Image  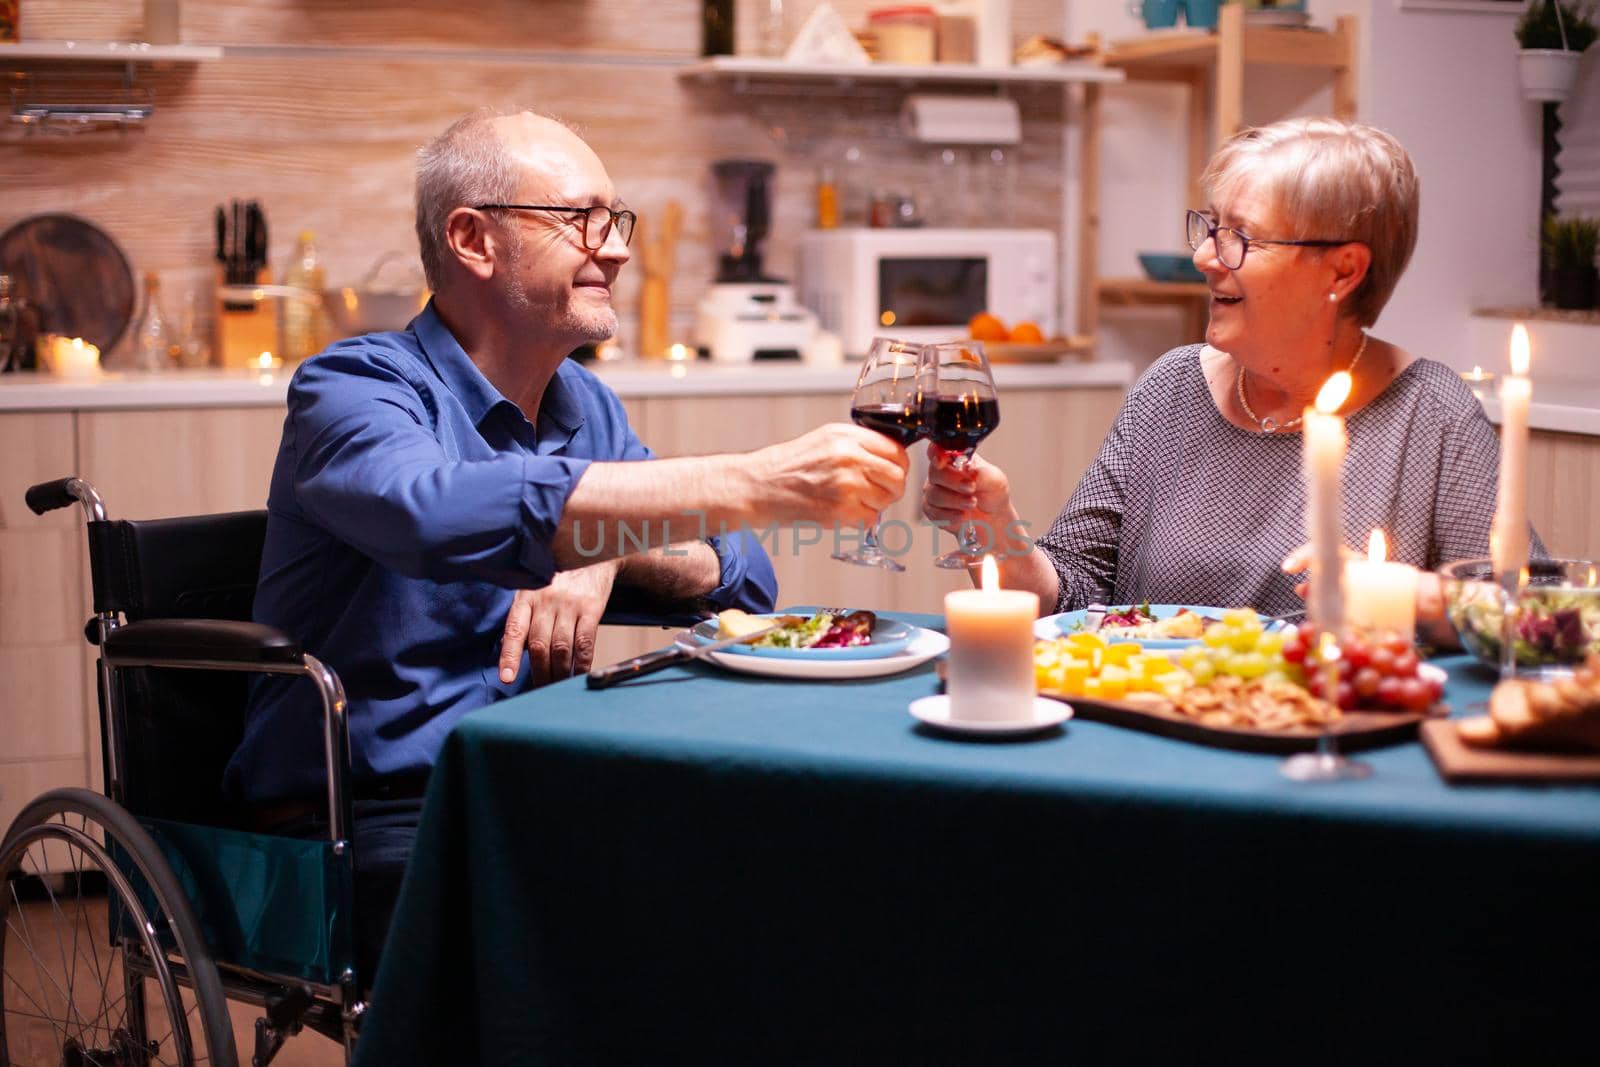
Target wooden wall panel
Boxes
[5,2,1068,362]
[1528,429,1600,561]
[19,2,1063,59]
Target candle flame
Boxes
[257,351,274,368]
[980,554,998,592]
[1510,323,1530,376]
[1314,371,1352,414]
[1367,528,1387,563]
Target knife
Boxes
[586,621,782,689]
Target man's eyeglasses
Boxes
[1185,209,1349,270]
[474,204,637,250]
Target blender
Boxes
[694,159,818,362]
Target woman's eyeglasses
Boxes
[1185,209,1349,270]
[474,204,637,250]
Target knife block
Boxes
[215,267,280,368]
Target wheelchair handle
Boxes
[26,477,106,521]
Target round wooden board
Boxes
[0,213,136,357]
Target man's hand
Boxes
[743,423,910,528]
[499,560,621,687]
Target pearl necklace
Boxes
[1236,332,1369,434]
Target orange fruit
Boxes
[968,312,1009,342]
[1009,321,1045,343]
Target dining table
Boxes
[351,610,1600,1066]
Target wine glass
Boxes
[834,337,929,572]
[924,340,1001,569]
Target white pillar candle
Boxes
[48,336,101,379]
[1303,372,1351,637]
[1491,324,1531,579]
[944,555,1039,722]
[1344,529,1417,642]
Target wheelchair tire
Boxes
[0,787,239,1067]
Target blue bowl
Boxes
[1138,252,1205,284]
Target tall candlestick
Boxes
[944,555,1039,722]
[1303,372,1351,637]
[1491,324,1531,578]
[1344,529,1417,642]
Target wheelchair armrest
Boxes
[102,618,303,667]
[600,587,714,630]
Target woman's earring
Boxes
[1328,292,1338,303]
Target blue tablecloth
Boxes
[354,613,1600,1066]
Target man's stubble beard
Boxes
[502,229,619,346]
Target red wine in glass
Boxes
[926,396,1000,453]
[851,402,931,448]
[925,340,1000,569]
[834,337,930,571]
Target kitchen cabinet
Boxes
[0,413,87,851]
[1077,6,1359,338]
[1528,429,1600,560]
[593,384,1124,662]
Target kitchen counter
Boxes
[0,359,1136,411]
[1477,377,1600,438]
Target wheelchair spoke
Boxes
[7,867,78,1047]
[27,835,98,1051]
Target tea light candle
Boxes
[1344,529,1417,641]
[48,336,102,379]
[944,555,1039,722]
[1491,324,1531,579]
[1303,372,1351,637]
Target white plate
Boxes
[909,694,1072,736]
[1033,604,1254,650]
[680,626,950,680]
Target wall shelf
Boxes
[1078,7,1358,340]
[1,40,220,131]
[679,55,1124,90]
[0,41,223,63]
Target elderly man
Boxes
[225,108,907,979]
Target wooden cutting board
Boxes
[0,214,136,356]
[1420,720,1600,784]
[1041,688,1432,755]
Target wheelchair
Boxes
[2,477,363,1067]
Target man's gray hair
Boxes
[414,108,535,292]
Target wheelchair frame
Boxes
[1,477,364,1066]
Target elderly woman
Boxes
[924,118,1527,643]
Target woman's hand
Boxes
[1280,544,1459,649]
[499,560,622,687]
[921,445,1027,557]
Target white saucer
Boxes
[908,695,1072,736]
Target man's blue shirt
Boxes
[225,303,777,803]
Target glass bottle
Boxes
[816,165,839,230]
[131,271,175,371]
[757,0,785,56]
[281,230,329,363]
[702,0,734,56]
[0,273,20,372]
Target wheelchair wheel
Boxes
[0,788,238,1067]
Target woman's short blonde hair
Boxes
[1200,118,1420,328]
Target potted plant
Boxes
[1516,0,1598,102]
[1542,215,1599,309]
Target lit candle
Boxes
[1491,324,1531,579]
[47,336,102,379]
[1303,372,1351,637]
[944,555,1039,722]
[1343,529,1417,642]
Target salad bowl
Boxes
[1439,558,1600,677]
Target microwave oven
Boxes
[795,228,1058,357]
